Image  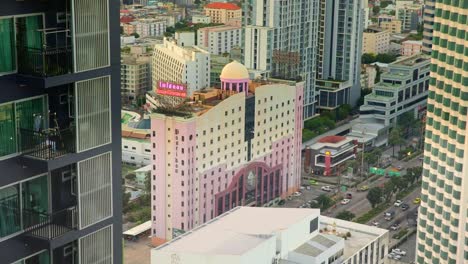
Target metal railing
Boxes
[19,128,75,160]
[23,206,78,240]
[17,45,72,77]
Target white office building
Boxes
[152,207,390,264]
[197,25,242,55]
[152,38,210,96]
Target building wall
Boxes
[422,0,435,54]
[197,26,242,55]
[135,20,166,37]
[121,57,152,104]
[152,39,210,95]
[401,41,423,56]
[416,1,468,263]
[380,19,402,34]
[122,138,151,165]
[151,83,303,243]
[123,23,136,35]
[204,7,241,24]
[362,30,390,54]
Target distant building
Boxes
[396,3,422,32]
[401,40,423,56]
[135,19,167,37]
[121,46,153,105]
[210,55,231,88]
[150,61,304,244]
[174,31,196,47]
[123,22,137,35]
[380,19,402,34]
[204,2,241,24]
[192,14,211,24]
[363,27,391,54]
[304,136,357,176]
[152,207,390,264]
[197,25,242,55]
[361,65,378,90]
[359,54,430,127]
[122,111,152,166]
[152,38,210,96]
[134,164,152,188]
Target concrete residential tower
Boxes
[243,0,319,119]
[0,0,121,263]
[416,1,468,263]
[315,0,364,111]
[150,62,304,244]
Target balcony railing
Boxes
[17,45,73,77]
[19,128,75,160]
[23,206,78,240]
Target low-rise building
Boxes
[151,207,390,264]
[204,2,241,24]
[135,19,167,38]
[360,65,378,90]
[197,25,242,55]
[363,27,391,54]
[122,111,152,166]
[150,61,304,245]
[380,19,402,34]
[304,136,357,176]
[192,14,211,24]
[401,40,423,56]
[359,54,430,127]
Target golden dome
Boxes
[220,61,249,80]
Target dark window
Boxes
[309,217,318,233]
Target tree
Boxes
[130,32,140,38]
[375,66,381,84]
[367,187,383,208]
[316,194,333,210]
[336,210,356,221]
[376,53,397,63]
[382,181,395,201]
[194,0,201,5]
[373,6,381,15]
[388,126,404,157]
[362,53,377,64]
[380,1,392,8]
[125,173,136,182]
[397,111,416,137]
[391,176,407,192]
[123,187,131,213]
[413,167,423,182]
[357,88,372,107]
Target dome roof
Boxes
[220,61,249,80]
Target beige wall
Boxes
[204,8,241,24]
[381,20,402,34]
[362,30,390,54]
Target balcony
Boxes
[19,128,76,160]
[17,29,73,78]
[23,206,78,240]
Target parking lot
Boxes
[278,183,333,208]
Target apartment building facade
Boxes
[0,0,121,263]
[416,1,468,263]
[243,0,319,119]
[197,25,242,55]
[362,27,391,54]
[204,2,241,24]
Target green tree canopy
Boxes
[367,187,383,208]
[336,210,356,221]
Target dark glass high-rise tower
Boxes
[0,0,122,263]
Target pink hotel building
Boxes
[150,61,304,245]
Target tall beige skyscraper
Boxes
[416,1,468,264]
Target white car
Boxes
[321,186,332,192]
[387,253,395,259]
[292,192,302,197]
[372,221,379,227]
[341,199,350,205]
[392,249,407,256]
[300,186,305,190]
[394,200,403,207]
[393,254,402,260]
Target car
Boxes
[372,221,379,227]
[401,203,410,210]
[306,186,311,190]
[387,253,396,259]
[321,186,332,192]
[309,179,318,185]
[300,186,305,190]
[345,193,353,199]
[394,200,403,207]
[341,199,351,205]
[413,197,421,204]
[395,165,403,170]
[390,223,401,231]
[384,211,395,221]
[392,249,407,256]
[418,157,424,160]
[292,192,302,197]
[393,254,402,260]
[358,185,369,192]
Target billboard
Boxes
[157,81,187,98]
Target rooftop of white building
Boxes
[155,207,318,255]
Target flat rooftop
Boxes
[320,216,387,260]
[154,207,320,255]
[294,234,341,257]
[392,54,430,67]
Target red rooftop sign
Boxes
[157,81,187,98]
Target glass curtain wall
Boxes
[0,175,48,239]
[0,17,16,74]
